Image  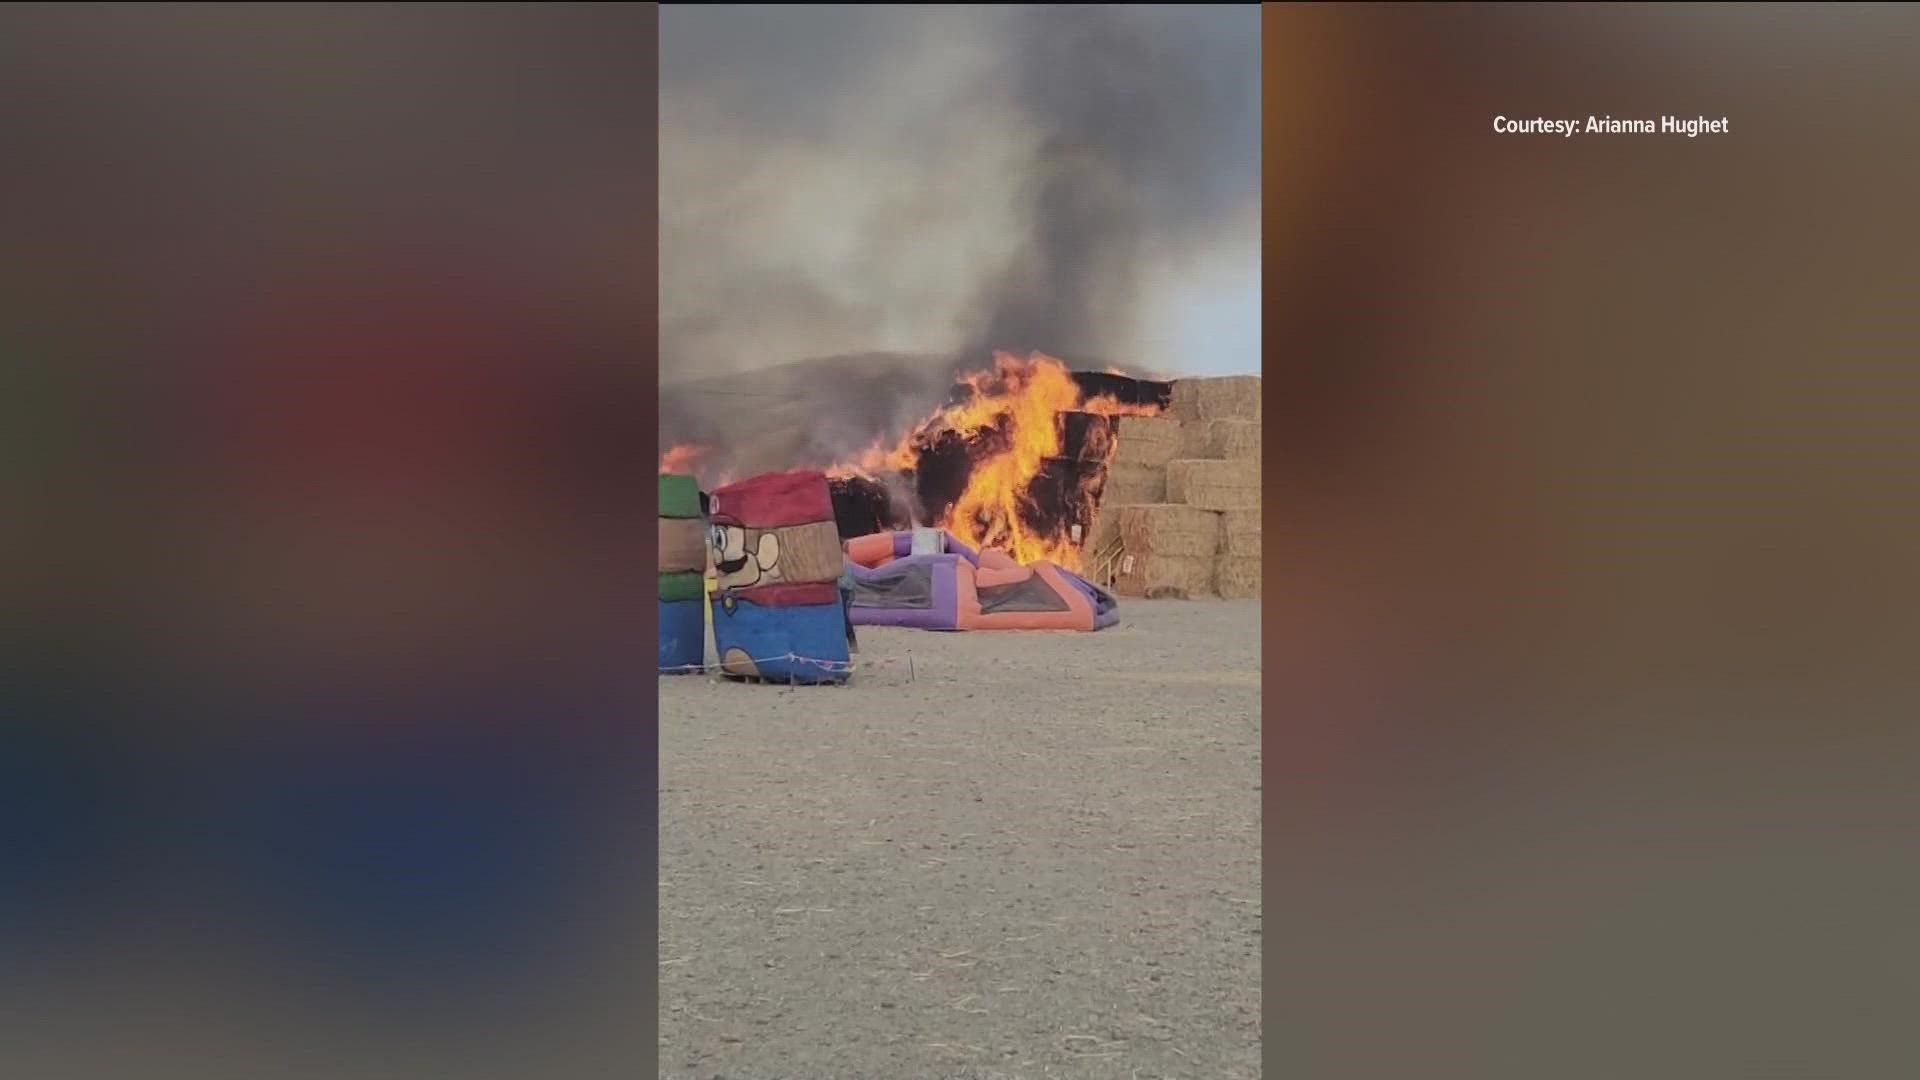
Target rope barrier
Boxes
[659,652,916,682]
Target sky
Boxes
[659,5,1261,379]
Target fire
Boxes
[660,352,1165,571]
[840,351,1162,569]
[659,443,703,475]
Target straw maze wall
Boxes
[1089,375,1262,599]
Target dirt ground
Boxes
[659,599,1262,1080]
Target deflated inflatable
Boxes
[844,529,1119,631]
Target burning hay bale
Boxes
[828,474,907,539]
[1167,458,1262,511]
[1058,411,1118,463]
[1169,375,1263,422]
[1071,371,1173,410]
[670,354,1265,605]
[814,353,1165,570]
[658,473,706,673]
[1116,504,1223,560]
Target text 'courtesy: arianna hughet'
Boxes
[1493,114,1730,137]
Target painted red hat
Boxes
[707,469,835,529]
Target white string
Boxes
[658,651,891,678]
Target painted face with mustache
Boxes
[709,523,784,590]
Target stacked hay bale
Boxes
[1108,503,1219,598]
[1103,414,1181,503]
[1093,375,1262,599]
[1212,509,1263,600]
[705,469,851,684]
[658,473,707,672]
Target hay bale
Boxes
[1174,418,1265,460]
[658,516,707,573]
[1205,419,1262,460]
[1084,512,1119,561]
[1218,509,1263,557]
[1169,376,1262,422]
[1108,415,1184,469]
[1214,555,1262,599]
[714,520,844,590]
[1099,463,1167,505]
[1058,411,1116,462]
[1177,421,1215,459]
[1167,459,1261,511]
[1111,551,1214,599]
[658,473,702,518]
[1116,504,1221,559]
[768,520,845,585]
[659,570,705,603]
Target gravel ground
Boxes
[660,600,1262,1080]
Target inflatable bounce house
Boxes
[658,472,706,672]
[706,469,851,684]
[845,528,1119,631]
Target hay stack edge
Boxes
[1088,375,1263,600]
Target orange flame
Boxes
[839,351,1161,569]
[665,353,1164,570]
[659,443,703,475]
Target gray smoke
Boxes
[660,351,963,483]
[968,7,1259,358]
[659,5,1258,474]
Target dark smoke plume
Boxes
[659,5,1258,475]
[969,7,1257,359]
